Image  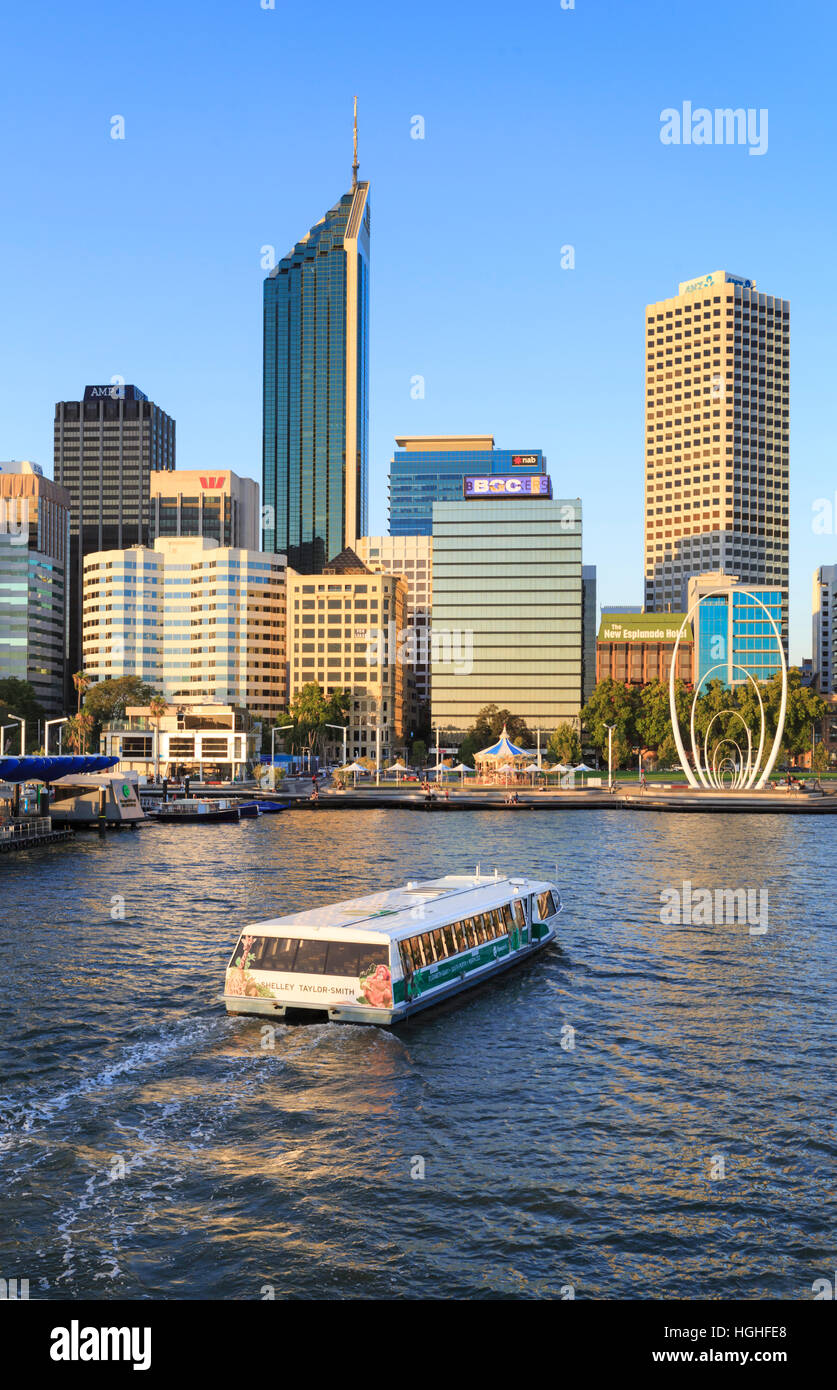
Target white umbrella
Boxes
[451,761,471,785]
[523,762,539,772]
[387,759,408,784]
[340,761,365,787]
[573,761,593,786]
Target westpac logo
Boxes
[199,475,226,489]
[660,102,768,156]
[50,1320,151,1371]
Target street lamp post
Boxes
[325,722,348,769]
[272,722,294,787]
[9,715,26,756]
[45,717,69,754]
[1,724,20,756]
[605,723,616,792]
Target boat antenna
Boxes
[351,95,359,190]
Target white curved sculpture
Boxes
[668,589,787,792]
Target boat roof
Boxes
[242,874,557,943]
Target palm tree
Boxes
[72,670,91,715]
[64,712,94,755]
[149,695,168,782]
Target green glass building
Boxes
[263,180,370,572]
[430,497,583,734]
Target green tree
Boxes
[547,723,581,765]
[411,739,428,767]
[469,703,530,747]
[812,741,829,775]
[581,679,639,757]
[290,683,350,759]
[83,676,159,744]
[0,677,43,725]
[64,712,94,755]
[72,670,91,715]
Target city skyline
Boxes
[2,0,836,662]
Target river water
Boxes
[0,808,834,1300]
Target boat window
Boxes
[228,935,388,975]
[432,928,447,959]
[512,898,526,928]
[464,917,480,949]
[492,908,505,935]
[536,891,558,922]
[443,924,457,956]
[452,921,468,953]
[478,913,493,943]
[293,939,329,974]
[324,941,361,976]
[358,947,390,976]
[502,903,515,932]
[410,935,428,967]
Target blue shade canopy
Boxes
[0,755,118,784]
[476,725,529,759]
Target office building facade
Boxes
[285,549,406,763]
[688,572,783,689]
[643,272,789,638]
[812,565,836,695]
[150,469,259,550]
[263,181,370,572]
[54,384,175,678]
[356,534,431,732]
[430,495,583,733]
[581,565,597,703]
[389,436,546,536]
[82,537,286,716]
[0,460,71,713]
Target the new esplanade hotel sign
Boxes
[598,616,693,643]
[464,475,553,498]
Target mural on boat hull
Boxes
[224,937,393,1009]
[225,935,275,999]
[357,964,392,1008]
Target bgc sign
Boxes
[464,475,552,499]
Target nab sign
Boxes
[464,475,552,499]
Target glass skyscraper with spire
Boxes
[263,179,370,573]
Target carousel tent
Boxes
[474,725,531,771]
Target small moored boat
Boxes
[145,798,240,823]
[221,872,562,1025]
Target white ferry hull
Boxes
[221,922,558,1027]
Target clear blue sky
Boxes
[2,0,835,661]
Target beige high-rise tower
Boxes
[643,271,789,632]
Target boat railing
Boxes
[0,816,53,843]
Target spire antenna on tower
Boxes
[352,95,359,190]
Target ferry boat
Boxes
[221,872,562,1025]
[144,797,241,824]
